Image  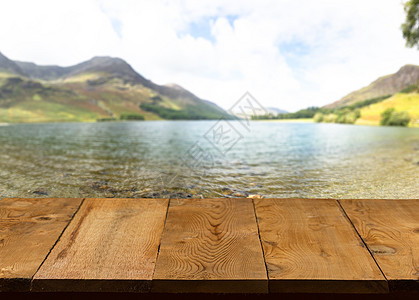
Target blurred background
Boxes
[0,0,418,199]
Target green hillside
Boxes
[356,92,419,127]
[315,65,419,127]
[0,52,231,123]
[325,65,419,109]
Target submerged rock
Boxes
[90,180,108,189]
[169,192,193,199]
[32,188,49,196]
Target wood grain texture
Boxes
[32,198,169,292]
[340,199,419,291]
[152,198,268,293]
[0,198,82,292]
[254,198,388,294]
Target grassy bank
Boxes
[356,92,419,127]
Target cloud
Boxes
[0,0,120,65]
[0,0,418,111]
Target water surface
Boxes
[0,121,418,199]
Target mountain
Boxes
[15,61,70,81]
[0,52,26,76]
[325,64,419,109]
[319,64,419,127]
[0,53,231,123]
[266,107,288,114]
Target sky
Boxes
[0,0,418,112]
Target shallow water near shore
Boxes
[0,121,418,199]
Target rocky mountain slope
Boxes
[325,64,419,109]
[0,51,230,123]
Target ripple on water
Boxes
[0,122,418,199]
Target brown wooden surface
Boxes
[1,197,418,294]
[340,199,419,291]
[152,198,268,293]
[0,198,82,292]
[32,198,169,292]
[254,198,388,293]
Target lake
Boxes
[0,121,418,199]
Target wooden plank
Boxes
[0,198,82,292]
[340,199,419,292]
[152,198,268,293]
[32,198,169,292]
[254,198,388,294]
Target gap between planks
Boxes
[0,198,84,292]
[1,198,417,294]
[336,199,388,281]
[30,198,87,287]
[151,198,268,293]
[253,198,388,294]
[32,198,169,292]
[339,199,419,292]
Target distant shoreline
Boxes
[1,118,418,127]
[0,119,232,125]
[253,118,419,127]
[252,118,314,123]
[0,119,316,125]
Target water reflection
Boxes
[0,121,418,199]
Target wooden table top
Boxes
[0,198,417,294]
